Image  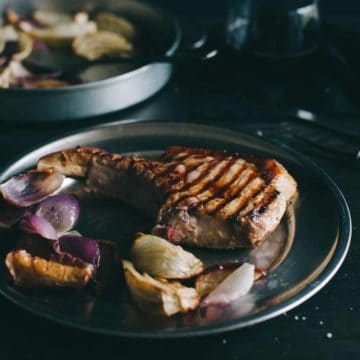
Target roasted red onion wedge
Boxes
[0,199,31,228]
[0,170,64,207]
[18,215,57,240]
[17,234,92,269]
[201,263,255,307]
[58,235,100,267]
[35,194,80,233]
[196,263,266,297]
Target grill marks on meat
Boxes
[157,147,297,247]
[37,146,297,248]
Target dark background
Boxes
[0,1,359,359]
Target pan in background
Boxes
[0,0,181,122]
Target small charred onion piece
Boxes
[94,12,137,41]
[201,263,255,307]
[196,263,266,297]
[73,31,133,61]
[123,260,199,316]
[5,250,94,288]
[0,170,64,207]
[28,21,97,47]
[131,233,203,279]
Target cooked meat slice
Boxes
[36,146,297,248]
[5,250,94,288]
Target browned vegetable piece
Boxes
[131,233,203,279]
[94,12,137,41]
[5,250,94,288]
[37,146,105,177]
[73,31,133,61]
[196,264,266,297]
[123,260,199,316]
[28,22,97,48]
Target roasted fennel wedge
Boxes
[123,260,199,316]
[131,233,204,279]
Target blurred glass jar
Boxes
[226,0,321,58]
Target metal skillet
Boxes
[0,0,185,122]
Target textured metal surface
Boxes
[0,122,351,337]
[0,1,180,122]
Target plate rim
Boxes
[0,121,352,338]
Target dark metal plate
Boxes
[0,122,352,337]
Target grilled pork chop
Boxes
[38,146,297,248]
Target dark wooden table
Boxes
[0,2,359,359]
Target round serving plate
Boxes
[0,0,181,122]
[0,122,351,337]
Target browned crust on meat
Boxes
[5,250,94,288]
[92,151,185,194]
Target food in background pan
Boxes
[0,8,137,88]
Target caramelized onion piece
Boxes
[19,215,57,240]
[58,235,100,267]
[0,170,64,207]
[131,233,203,279]
[73,31,133,61]
[35,194,80,233]
[95,12,137,41]
[28,21,97,47]
[201,263,255,307]
[123,260,200,316]
[196,263,266,297]
[6,250,94,288]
